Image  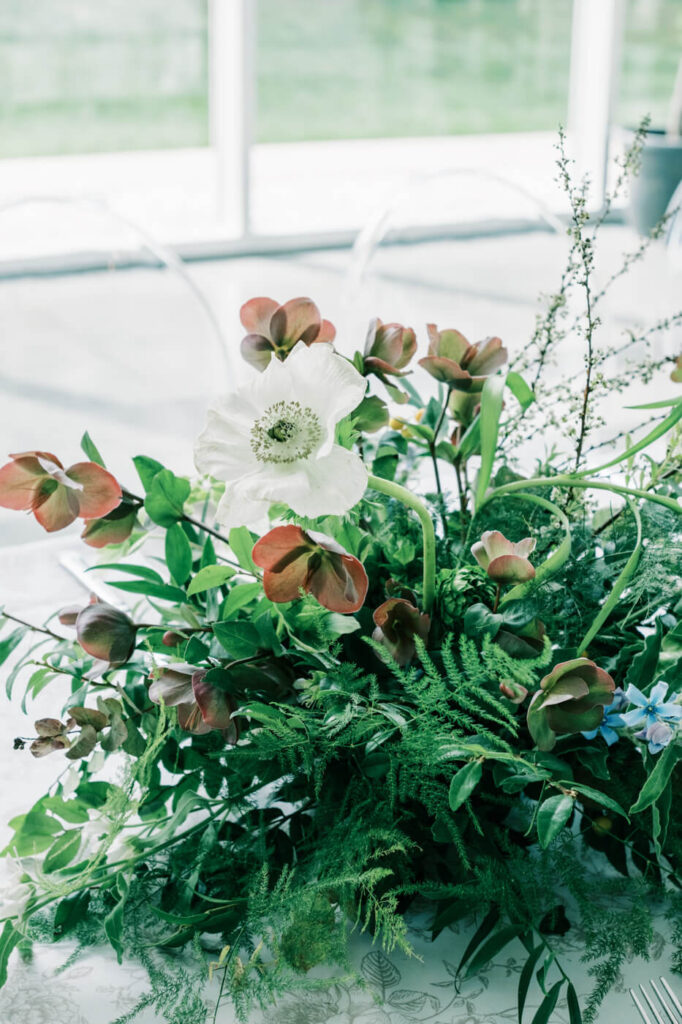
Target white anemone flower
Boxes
[194,341,368,528]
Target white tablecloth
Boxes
[0,535,675,1023]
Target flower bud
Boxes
[162,630,185,647]
[499,680,528,704]
[58,605,82,627]
[76,602,137,666]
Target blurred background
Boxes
[0,0,680,542]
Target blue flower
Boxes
[621,680,682,730]
[582,687,627,745]
[635,720,674,755]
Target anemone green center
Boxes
[251,400,322,464]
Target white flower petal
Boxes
[214,480,272,532]
[295,445,368,518]
[284,342,367,455]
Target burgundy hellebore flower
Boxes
[527,658,615,751]
[0,451,121,533]
[372,598,430,666]
[252,525,368,614]
[471,530,536,585]
[80,498,138,548]
[363,318,417,380]
[419,325,507,391]
[240,296,336,371]
[148,664,238,743]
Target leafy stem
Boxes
[367,474,436,614]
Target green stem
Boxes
[482,474,682,516]
[368,474,436,614]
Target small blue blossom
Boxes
[582,687,627,745]
[621,680,682,729]
[635,720,674,755]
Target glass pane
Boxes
[256,0,573,142]
[617,0,681,129]
[0,1,208,157]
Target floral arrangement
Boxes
[1,132,682,1024]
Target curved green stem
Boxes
[368,474,436,614]
[482,474,682,515]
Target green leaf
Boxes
[566,782,629,820]
[144,470,190,527]
[630,742,682,814]
[566,982,582,1024]
[43,829,81,873]
[352,394,389,433]
[220,582,262,618]
[518,944,545,1024]
[466,925,523,976]
[88,563,164,584]
[228,526,258,573]
[213,621,261,659]
[536,794,574,849]
[80,431,105,467]
[457,906,500,975]
[104,872,130,963]
[583,401,682,476]
[506,371,535,412]
[187,565,236,597]
[41,797,90,824]
[53,891,91,937]
[624,619,663,692]
[0,921,20,987]
[0,627,27,675]
[448,760,483,812]
[107,580,187,603]
[475,371,506,511]
[165,523,193,585]
[452,413,481,461]
[578,500,642,653]
[530,979,564,1024]
[133,454,164,492]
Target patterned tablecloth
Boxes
[0,537,675,1024]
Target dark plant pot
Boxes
[627,128,682,236]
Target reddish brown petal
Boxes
[0,456,48,510]
[465,336,508,376]
[30,735,70,758]
[418,355,474,386]
[65,462,122,519]
[192,671,235,732]
[148,665,195,707]
[240,296,279,337]
[81,507,137,548]
[309,553,368,613]
[270,298,321,346]
[241,333,275,371]
[35,717,66,738]
[316,318,336,343]
[262,562,308,603]
[486,554,535,584]
[177,701,212,734]
[10,450,63,469]
[252,525,312,571]
[33,483,80,532]
[76,603,137,664]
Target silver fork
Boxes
[631,978,682,1024]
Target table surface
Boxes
[0,539,676,1024]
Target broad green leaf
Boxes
[43,829,81,873]
[475,371,506,511]
[630,742,682,814]
[457,906,500,975]
[624,619,663,692]
[448,760,483,812]
[0,921,20,987]
[582,401,682,476]
[107,580,187,603]
[53,891,90,937]
[536,794,574,849]
[228,526,258,573]
[352,394,389,433]
[518,944,545,1024]
[104,872,130,963]
[42,797,90,824]
[213,621,261,659]
[579,500,642,652]
[144,470,190,527]
[80,431,105,467]
[507,371,535,411]
[187,564,236,596]
[133,454,164,492]
[466,925,523,976]
[566,782,629,820]
[567,982,583,1024]
[530,980,564,1024]
[89,563,163,584]
[165,523,193,585]
[220,582,262,618]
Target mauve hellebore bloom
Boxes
[148,664,238,743]
[471,530,536,585]
[252,525,368,613]
[362,318,417,389]
[418,325,507,390]
[240,296,336,371]
[0,451,121,533]
[527,658,615,752]
[75,603,138,668]
[373,598,430,666]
